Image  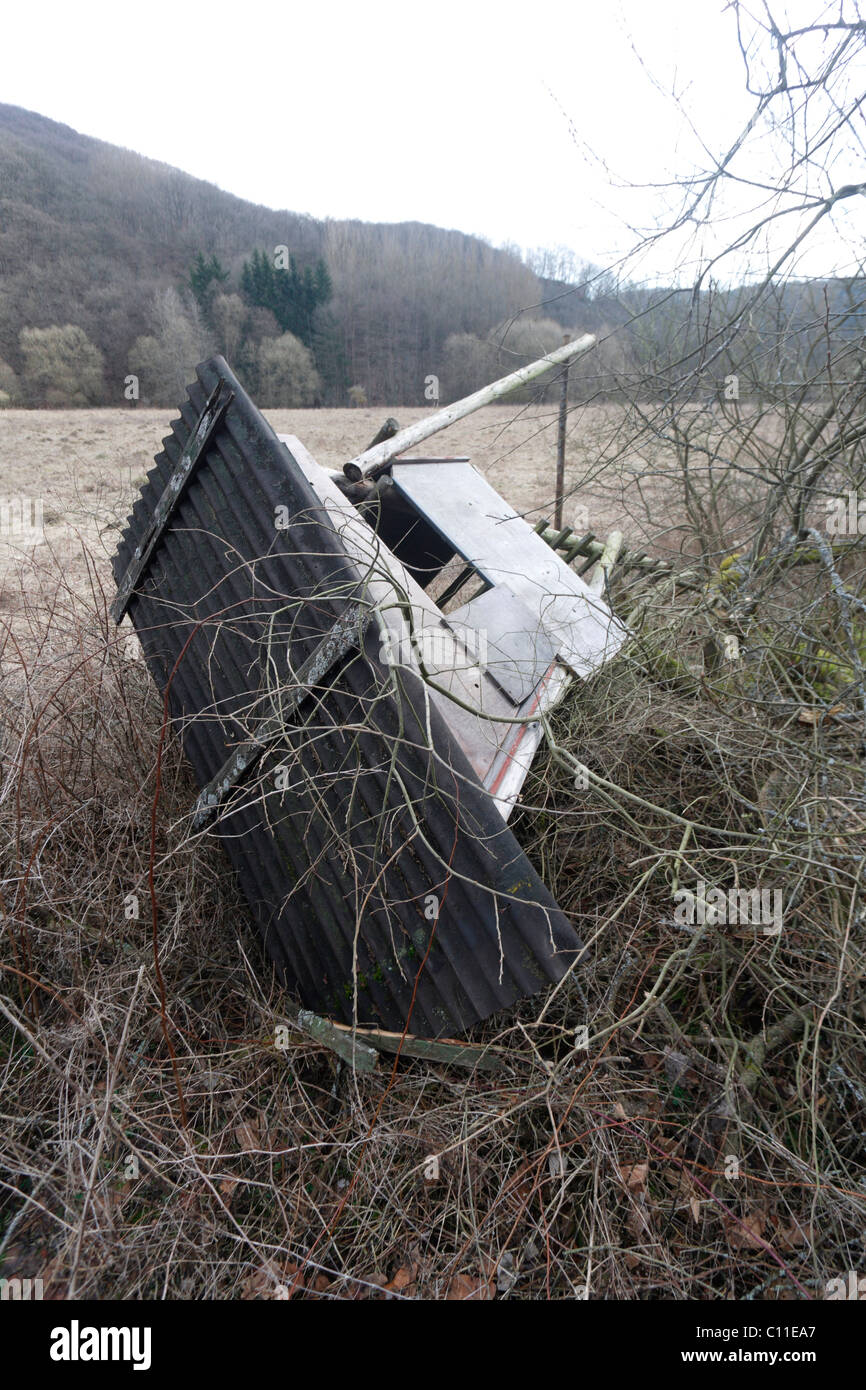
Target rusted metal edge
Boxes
[110,379,234,622]
[192,600,372,828]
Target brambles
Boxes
[0,472,863,1297]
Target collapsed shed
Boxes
[111,346,625,1044]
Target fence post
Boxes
[554,333,571,531]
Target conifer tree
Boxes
[189,253,229,312]
[239,249,332,346]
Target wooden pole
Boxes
[343,333,595,481]
[587,529,624,595]
[362,416,400,452]
[554,333,571,530]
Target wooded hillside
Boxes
[0,103,862,410]
[0,104,584,406]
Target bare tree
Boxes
[128,288,212,404]
[19,324,105,405]
[256,332,320,407]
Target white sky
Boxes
[2,0,863,282]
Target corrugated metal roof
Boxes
[112,356,582,1038]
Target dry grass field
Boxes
[0,401,863,1303]
[0,403,656,612]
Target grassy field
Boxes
[0,402,657,612]
[0,402,863,1302]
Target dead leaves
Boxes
[797,703,845,725]
[383,1261,419,1297]
[724,1210,813,1254]
[239,1256,497,1301]
[775,1219,813,1252]
[619,1160,649,1192]
[234,1114,265,1153]
[444,1272,495,1300]
[725,1210,767,1250]
[218,1176,240,1204]
[241,1266,287,1300]
[240,1262,330,1300]
[384,1256,494,1300]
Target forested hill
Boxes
[0,103,603,407]
[2,103,851,412]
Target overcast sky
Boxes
[3,0,862,282]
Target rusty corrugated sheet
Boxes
[112,356,582,1038]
